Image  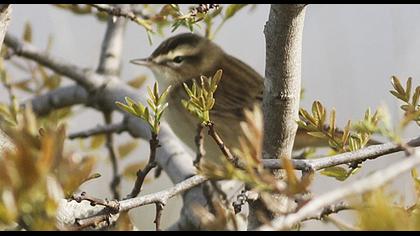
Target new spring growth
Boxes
[116,82,170,135]
[181,69,222,124]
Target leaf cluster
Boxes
[182,69,222,124]
[390,76,420,127]
[115,82,170,135]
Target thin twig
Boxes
[89,4,152,32]
[301,202,352,221]
[206,122,242,169]
[154,202,164,231]
[257,150,420,230]
[126,133,159,199]
[68,121,126,139]
[262,135,420,171]
[194,122,206,167]
[104,112,121,200]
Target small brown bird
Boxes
[131,33,324,162]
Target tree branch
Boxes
[27,85,88,116]
[257,150,420,230]
[96,5,128,76]
[126,133,159,199]
[300,202,352,222]
[68,121,126,139]
[4,33,103,91]
[261,135,420,170]
[263,4,307,159]
[193,123,206,167]
[89,4,152,32]
[8,30,205,229]
[103,112,121,200]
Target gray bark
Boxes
[262,4,307,160]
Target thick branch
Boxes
[28,85,88,116]
[96,5,128,76]
[257,150,420,230]
[57,175,207,230]
[4,34,103,91]
[263,4,306,159]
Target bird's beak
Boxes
[130,57,153,67]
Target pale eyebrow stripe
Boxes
[153,45,199,64]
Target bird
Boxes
[130,32,327,163]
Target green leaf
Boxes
[183,82,193,97]
[124,96,136,108]
[413,87,420,107]
[307,132,327,139]
[158,85,171,105]
[342,120,352,145]
[153,82,159,102]
[406,77,412,101]
[115,101,134,115]
[118,140,139,159]
[143,107,150,123]
[391,76,405,96]
[147,86,156,103]
[132,102,145,117]
[390,90,407,102]
[329,108,336,137]
[320,166,349,181]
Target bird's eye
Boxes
[173,56,184,64]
